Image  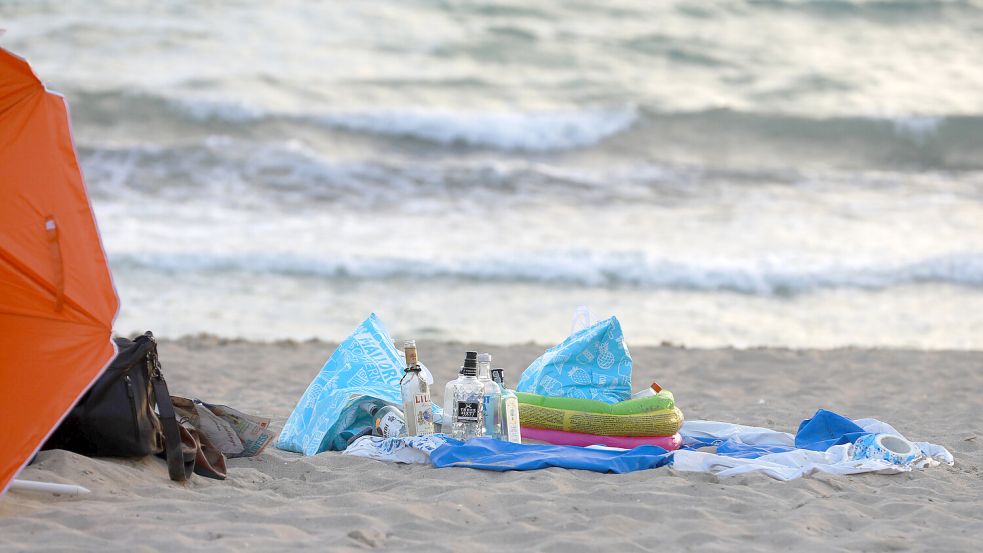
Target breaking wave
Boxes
[168,95,640,152]
[310,107,639,152]
[111,250,983,295]
[67,89,983,167]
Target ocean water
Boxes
[3,1,983,348]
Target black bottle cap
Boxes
[463,351,478,369]
[461,365,477,377]
[491,368,505,386]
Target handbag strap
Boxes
[146,339,193,482]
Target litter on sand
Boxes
[276,311,952,481]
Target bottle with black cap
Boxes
[441,357,465,433]
[448,351,485,440]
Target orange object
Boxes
[0,47,119,494]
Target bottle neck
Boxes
[477,362,491,379]
[404,342,419,369]
[400,366,420,385]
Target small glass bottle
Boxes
[373,405,406,438]
[400,340,434,436]
[492,368,522,444]
[477,353,502,439]
[450,351,484,440]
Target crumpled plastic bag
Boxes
[343,434,453,464]
[517,316,632,404]
[276,313,405,455]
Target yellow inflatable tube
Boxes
[518,403,684,437]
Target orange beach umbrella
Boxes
[0,47,119,494]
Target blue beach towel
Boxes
[430,437,672,474]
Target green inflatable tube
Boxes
[516,390,675,415]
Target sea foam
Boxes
[169,97,638,152]
[311,106,639,151]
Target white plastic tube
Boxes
[571,306,593,333]
[9,479,90,496]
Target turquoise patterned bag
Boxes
[276,314,404,455]
[517,316,632,404]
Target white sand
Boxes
[2,337,981,551]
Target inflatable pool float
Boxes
[518,402,684,436]
[516,390,675,415]
[522,427,682,450]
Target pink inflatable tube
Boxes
[521,427,682,450]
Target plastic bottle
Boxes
[571,305,593,333]
[477,353,502,439]
[631,381,663,399]
[450,351,484,440]
[492,368,522,444]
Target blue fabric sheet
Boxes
[794,409,868,451]
[429,437,672,474]
[705,409,870,459]
[427,410,873,473]
[714,442,796,459]
[683,434,797,459]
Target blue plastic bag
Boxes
[276,314,404,455]
[517,316,632,403]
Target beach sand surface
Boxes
[2,338,981,552]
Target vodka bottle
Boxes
[442,361,466,434]
[400,340,434,436]
[492,368,522,444]
[477,353,502,439]
[450,351,484,440]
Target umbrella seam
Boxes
[0,243,106,327]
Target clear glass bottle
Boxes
[373,405,406,438]
[492,368,522,444]
[477,353,502,439]
[442,362,465,434]
[450,351,484,440]
[400,340,434,436]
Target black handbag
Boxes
[43,331,194,481]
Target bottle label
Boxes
[412,393,435,435]
[504,397,521,443]
[456,401,480,422]
[376,411,406,438]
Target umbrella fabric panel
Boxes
[0,47,118,494]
